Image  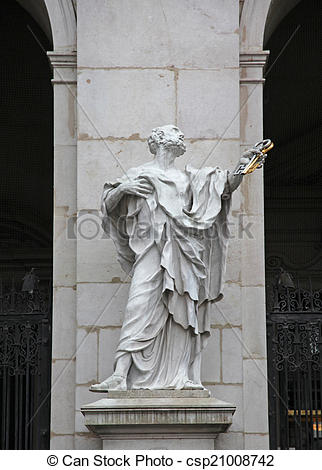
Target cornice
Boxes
[47,51,77,84]
[239,51,269,85]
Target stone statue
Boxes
[91,125,255,392]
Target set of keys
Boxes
[234,139,274,175]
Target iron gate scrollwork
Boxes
[267,274,322,449]
[0,278,52,449]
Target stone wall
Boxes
[49,0,270,450]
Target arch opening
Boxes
[0,0,53,449]
[264,0,301,46]
[16,0,53,46]
[264,0,322,450]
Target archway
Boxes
[0,0,53,449]
[264,0,322,449]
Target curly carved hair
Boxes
[147,127,168,155]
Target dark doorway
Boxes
[264,0,322,449]
[0,0,53,449]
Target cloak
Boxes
[101,163,231,389]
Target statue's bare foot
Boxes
[90,374,126,392]
[183,380,205,390]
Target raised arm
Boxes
[227,148,262,192]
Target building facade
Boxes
[1,0,320,451]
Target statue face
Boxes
[148,125,186,157]
[161,125,186,157]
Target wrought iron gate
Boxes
[0,278,52,449]
[267,274,322,449]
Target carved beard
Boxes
[163,138,186,156]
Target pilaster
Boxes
[48,50,77,450]
[239,50,270,449]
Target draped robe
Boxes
[101,163,232,389]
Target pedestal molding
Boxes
[81,397,236,445]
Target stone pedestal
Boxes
[81,391,236,450]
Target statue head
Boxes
[148,125,186,157]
